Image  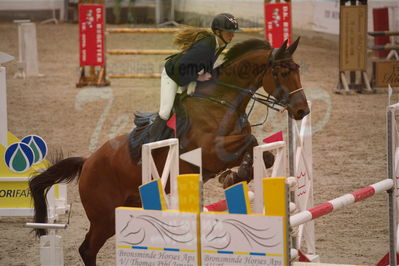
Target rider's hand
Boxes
[187,81,196,95]
[197,72,212,81]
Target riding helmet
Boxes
[211,13,242,32]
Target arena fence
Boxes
[106,27,262,79]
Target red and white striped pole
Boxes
[204,199,227,212]
[204,191,255,212]
[290,179,393,227]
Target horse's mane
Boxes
[223,39,272,63]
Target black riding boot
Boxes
[148,115,167,142]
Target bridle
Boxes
[266,58,303,107]
[187,49,303,125]
[209,55,302,111]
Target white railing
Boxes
[290,102,316,258]
[142,138,179,209]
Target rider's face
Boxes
[218,30,234,44]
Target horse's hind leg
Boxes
[79,217,115,266]
[79,235,91,265]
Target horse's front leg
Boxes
[219,150,275,189]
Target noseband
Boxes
[238,55,302,114]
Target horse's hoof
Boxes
[218,167,238,184]
[237,158,252,182]
[222,171,239,189]
[218,169,230,184]
[264,151,275,169]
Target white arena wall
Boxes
[174,0,399,35]
[0,0,398,35]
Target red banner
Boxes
[264,3,292,48]
[79,4,105,66]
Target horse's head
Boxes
[216,38,309,120]
[261,38,309,120]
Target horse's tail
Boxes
[29,156,85,237]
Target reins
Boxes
[209,58,303,112]
[186,48,303,126]
[189,91,237,110]
[215,80,284,112]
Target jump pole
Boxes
[105,27,262,80]
[109,73,161,79]
[290,179,394,227]
[107,49,180,55]
[369,31,399,37]
[106,27,263,34]
[387,103,399,265]
[290,178,397,266]
[290,102,399,265]
[107,49,228,55]
[25,222,68,266]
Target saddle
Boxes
[133,111,157,127]
[128,94,191,164]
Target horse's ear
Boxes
[287,37,300,56]
[281,39,288,49]
[273,39,288,60]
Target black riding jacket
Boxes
[165,35,225,87]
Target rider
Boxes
[148,13,242,142]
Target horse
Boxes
[29,38,309,266]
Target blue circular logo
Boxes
[4,142,35,173]
[21,135,48,165]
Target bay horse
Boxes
[29,38,309,265]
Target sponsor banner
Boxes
[264,3,291,48]
[0,182,33,208]
[201,212,285,265]
[79,4,105,66]
[1,132,48,176]
[0,132,53,209]
[115,208,199,266]
[339,5,367,71]
[374,60,399,87]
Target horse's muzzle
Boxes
[292,107,310,120]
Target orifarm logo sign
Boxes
[4,135,47,173]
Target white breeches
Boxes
[159,68,178,120]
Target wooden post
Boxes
[264,0,292,48]
[76,0,110,88]
[373,8,390,59]
[335,0,373,94]
[0,66,8,147]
